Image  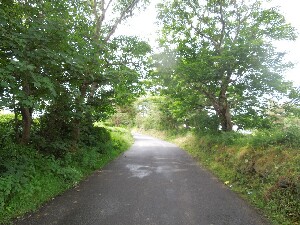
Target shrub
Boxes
[195,131,245,149]
[0,122,133,223]
[81,126,111,146]
[0,114,15,146]
[0,144,39,212]
[0,111,134,223]
[250,126,300,149]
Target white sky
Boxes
[271,0,300,86]
[116,0,300,86]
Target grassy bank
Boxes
[135,128,299,225]
[0,115,133,224]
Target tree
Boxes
[156,0,296,131]
[0,0,73,143]
[0,0,151,146]
[57,0,151,145]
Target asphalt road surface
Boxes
[16,133,270,225]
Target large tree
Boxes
[156,0,296,131]
[0,0,73,143]
[56,0,151,144]
[0,0,151,145]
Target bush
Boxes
[214,131,245,146]
[195,131,245,149]
[250,125,300,149]
[0,144,41,212]
[0,114,15,146]
[83,126,111,145]
[0,118,133,224]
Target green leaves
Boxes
[156,0,297,131]
[257,8,297,40]
[1,0,151,145]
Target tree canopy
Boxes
[154,0,297,131]
[0,0,151,146]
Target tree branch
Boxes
[219,3,226,49]
[105,0,140,42]
[105,0,113,12]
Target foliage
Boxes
[0,114,133,224]
[0,6,149,220]
[155,0,297,131]
[109,104,138,127]
[250,125,300,149]
[133,95,221,133]
[0,0,151,146]
[134,96,172,130]
[0,114,15,146]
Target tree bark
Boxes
[218,71,233,131]
[20,81,33,144]
[71,82,88,146]
[72,119,80,149]
[20,106,32,144]
[215,102,233,132]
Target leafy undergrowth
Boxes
[135,128,300,225]
[0,120,133,224]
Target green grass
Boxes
[135,128,300,225]
[0,121,133,224]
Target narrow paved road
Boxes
[16,133,270,225]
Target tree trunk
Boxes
[20,106,32,144]
[71,83,88,147]
[217,75,233,132]
[72,119,80,149]
[218,103,233,132]
[213,99,233,132]
[20,80,32,144]
[13,94,20,141]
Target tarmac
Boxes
[15,133,270,225]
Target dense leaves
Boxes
[0,114,133,223]
[155,0,297,131]
[0,0,151,145]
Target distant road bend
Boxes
[16,133,270,225]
